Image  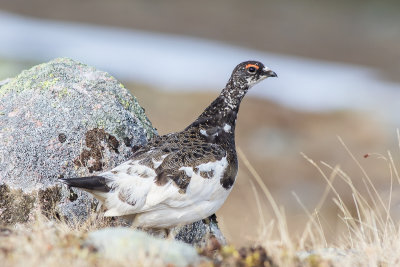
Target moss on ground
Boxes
[38,186,62,219]
[0,184,35,225]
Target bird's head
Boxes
[229,60,277,89]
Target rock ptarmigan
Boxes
[61,61,277,228]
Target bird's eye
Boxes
[245,63,259,74]
[248,67,256,73]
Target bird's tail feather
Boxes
[60,176,111,192]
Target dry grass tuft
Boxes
[237,132,400,266]
[0,212,120,267]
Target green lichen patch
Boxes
[198,239,277,267]
[115,92,156,140]
[58,87,70,98]
[0,58,83,97]
[39,77,60,90]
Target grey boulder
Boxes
[0,57,155,223]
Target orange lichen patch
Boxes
[245,64,259,70]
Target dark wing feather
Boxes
[60,176,111,192]
[154,143,226,192]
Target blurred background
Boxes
[1,0,400,245]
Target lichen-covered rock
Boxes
[0,58,226,248]
[0,58,156,223]
[85,227,208,266]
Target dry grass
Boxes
[235,133,400,266]
[0,213,121,267]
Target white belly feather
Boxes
[96,156,233,228]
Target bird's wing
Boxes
[61,155,160,217]
[62,140,228,217]
[153,143,226,190]
[138,143,228,209]
[99,149,176,216]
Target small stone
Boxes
[85,227,208,266]
[58,133,67,143]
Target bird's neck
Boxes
[186,81,248,137]
[219,79,248,109]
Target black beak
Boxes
[264,70,277,78]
